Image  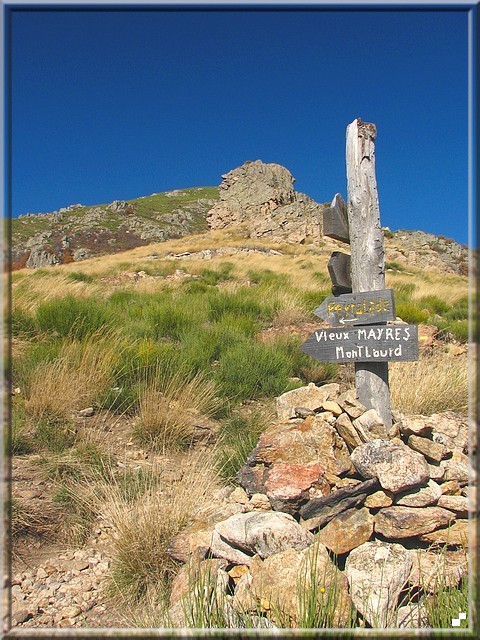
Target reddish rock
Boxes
[264,461,325,514]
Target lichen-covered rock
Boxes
[350,439,430,493]
[394,480,442,508]
[418,519,469,546]
[263,462,326,514]
[345,541,413,628]
[352,409,388,440]
[315,507,374,554]
[407,434,447,462]
[211,512,313,564]
[408,548,467,593]
[238,415,354,511]
[243,544,352,626]
[374,506,455,539]
[275,383,340,420]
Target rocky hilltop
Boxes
[11,160,469,275]
[206,160,325,244]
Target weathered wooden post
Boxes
[300,118,419,430]
[346,118,391,428]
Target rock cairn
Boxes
[206,160,324,244]
[167,383,470,628]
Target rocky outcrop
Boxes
[206,160,324,244]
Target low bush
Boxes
[395,302,429,325]
[214,341,293,402]
[35,295,110,339]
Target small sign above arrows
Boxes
[323,193,350,243]
[314,289,396,326]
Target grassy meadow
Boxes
[9,229,472,627]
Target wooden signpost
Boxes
[302,118,419,428]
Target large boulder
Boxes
[206,160,324,243]
[238,415,354,512]
[350,439,430,493]
[211,511,313,565]
[234,544,352,627]
[345,540,413,628]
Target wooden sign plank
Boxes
[327,251,352,294]
[313,289,396,326]
[323,193,350,243]
[300,324,418,363]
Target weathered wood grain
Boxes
[346,119,391,426]
[300,324,419,363]
[323,193,350,243]
[314,289,396,326]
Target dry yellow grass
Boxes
[134,369,220,451]
[24,329,124,420]
[390,351,469,415]
[96,448,223,602]
[12,272,104,313]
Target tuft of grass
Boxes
[214,340,293,402]
[35,294,110,339]
[66,271,94,283]
[390,352,469,414]
[23,329,123,422]
[216,411,269,484]
[133,369,220,451]
[11,496,60,539]
[102,450,222,602]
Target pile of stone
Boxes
[167,383,470,628]
[206,160,325,244]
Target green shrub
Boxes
[417,295,450,316]
[385,261,404,271]
[35,295,110,339]
[247,269,289,287]
[215,341,292,401]
[437,318,470,343]
[277,335,339,384]
[199,262,235,285]
[301,289,331,313]
[11,308,37,338]
[395,302,429,325]
[216,413,266,484]
[207,288,267,324]
[66,271,94,283]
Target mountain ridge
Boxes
[10,160,469,276]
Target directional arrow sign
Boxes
[300,324,418,363]
[314,289,396,327]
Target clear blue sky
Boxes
[10,8,470,244]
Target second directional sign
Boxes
[314,289,396,326]
[301,324,418,363]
